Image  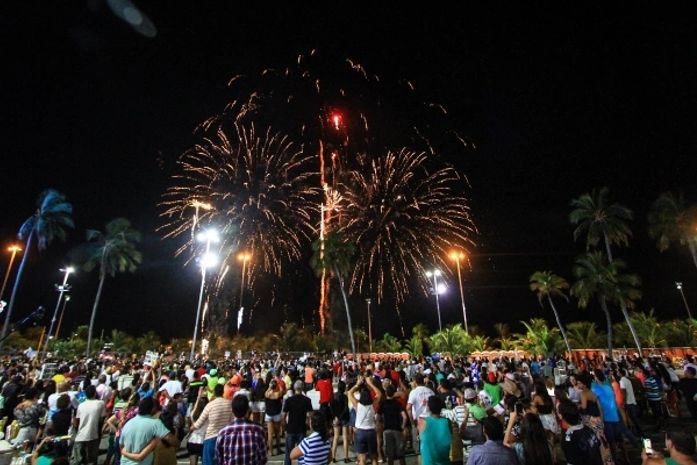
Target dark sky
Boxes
[2,4,697,341]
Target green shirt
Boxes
[120,415,172,465]
[484,382,502,406]
[420,416,451,465]
[467,403,487,421]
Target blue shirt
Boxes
[466,440,519,465]
[120,415,172,465]
[591,382,619,422]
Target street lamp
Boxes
[237,252,251,331]
[676,282,693,320]
[425,269,446,331]
[0,245,22,302]
[191,229,219,361]
[365,298,373,352]
[44,266,74,358]
[54,294,70,341]
[449,251,470,333]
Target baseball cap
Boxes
[464,388,477,400]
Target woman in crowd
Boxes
[505,411,553,465]
[349,376,382,465]
[290,411,332,465]
[330,381,350,463]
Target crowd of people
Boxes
[0,350,695,465]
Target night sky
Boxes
[2,4,697,341]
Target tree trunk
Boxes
[619,300,643,356]
[599,296,613,360]
[335,267,356,356]
[604,232,614,263]
[1,228,34,342]
[548,295,572,355]
[86,270,106,357]
[688,238,697,272]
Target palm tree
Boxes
[429,324,469,355]
[566,321,606,349]
[2,189,74,340]
[571,252,642,358]
[569,186,633,262]
[375,333,402,353]
[648,192,697,270]
[513,318,564,356]
[529,271,572,355]
[353,328,368,353]
[109,329,134,354]
[82,218,142,357]
[613,310,665,349]
[311,232,356,355]
[571,252,617,358]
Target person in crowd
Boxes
[407,373,435,461]
[558,399,603,465]
[264,375,284,456]
[349,375,382,465]
[618,368,643,436]
[504,411,552,465]
[187,395,209,465]
[418,396,450,465]
[290,411,332,465]
[379,385,407,465]
[13,387,47,449]
[466,416,518,465]
[72,385,106,465]
[119,397,179,465]
[284,380,314,465]
[190,383,232,465]
[641,429,697,465]
[215,395,267,465]
[678,366,697,420]
[330,381,350,464]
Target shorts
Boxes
[251,401,266,413]
[187,442,203,456]
[349,409,357,428]
[354,429,377,455]
[333,417,350,428]
[383,430,403,459]
[265,413,282,423]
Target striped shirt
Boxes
[216,419,267,465]
[193,397,232,440]
[298,432,331,465]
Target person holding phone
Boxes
[641,429,697,465]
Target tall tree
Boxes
[82,218,142,357]
[571,252,642,358]
[565,321,607,349]
[514,318,564,356]
[2,189,74,340]
[569,187,633,262]
[311,232,356,355]
[529,271,572,355]
[648,192,697,270]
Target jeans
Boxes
[285,433,304,465]
[203,437,218,465]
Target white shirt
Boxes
[407,385,434,419]
[75,399,106,442]
[159,380,183,402]
[619,376,636,405]
[355,402,376,430]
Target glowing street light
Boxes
[44,266,74,359]
[676,282,693,320]
[449,250,470,333]
[237,252,251,331]
[426,269,445,331]
[0,245,22,303]
[191,229,219,361]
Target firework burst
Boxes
[339,148,476,303]
[160,123,318,276]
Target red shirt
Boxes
[316,379,332,404]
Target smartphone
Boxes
[643,438,653,455]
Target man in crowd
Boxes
[120,397,180,465]
[72,385,106,465]
[216,396,267,465]
[192,383,232,465]
[284,380,313,465]
[642,429,697,465]
[466,416,518,465]
[558,399,603,465]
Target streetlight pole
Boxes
[45,267,74,359]
[54,295,70,340]
[426,269,443,331]
[238,252,250,330]
[450,251,469,333]
[0,245,21,302]
[366,298,373,352]
[676,282,693,320]
[191,229,219,361]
